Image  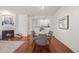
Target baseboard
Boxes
[49,36,74,53]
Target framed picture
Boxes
[2,15,14,25]
[59,15,69,29]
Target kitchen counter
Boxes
[0,41,24,53]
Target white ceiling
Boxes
[0,6,61,16]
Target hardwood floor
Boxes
[15,35,34,53]
[15,35,74,53]
[49,36,74,53]
[32,43,50,53]
[15,35,51,53]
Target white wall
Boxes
[0,9,28,38]
[27,16,34,34]
[52,6,79,52]
[28,16,53,34]
[15,14,28,36]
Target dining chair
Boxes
[34,34,49,47]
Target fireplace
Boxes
[2,30,14,40]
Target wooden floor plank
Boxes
[32,42,51,53]
[15,35,74,53]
